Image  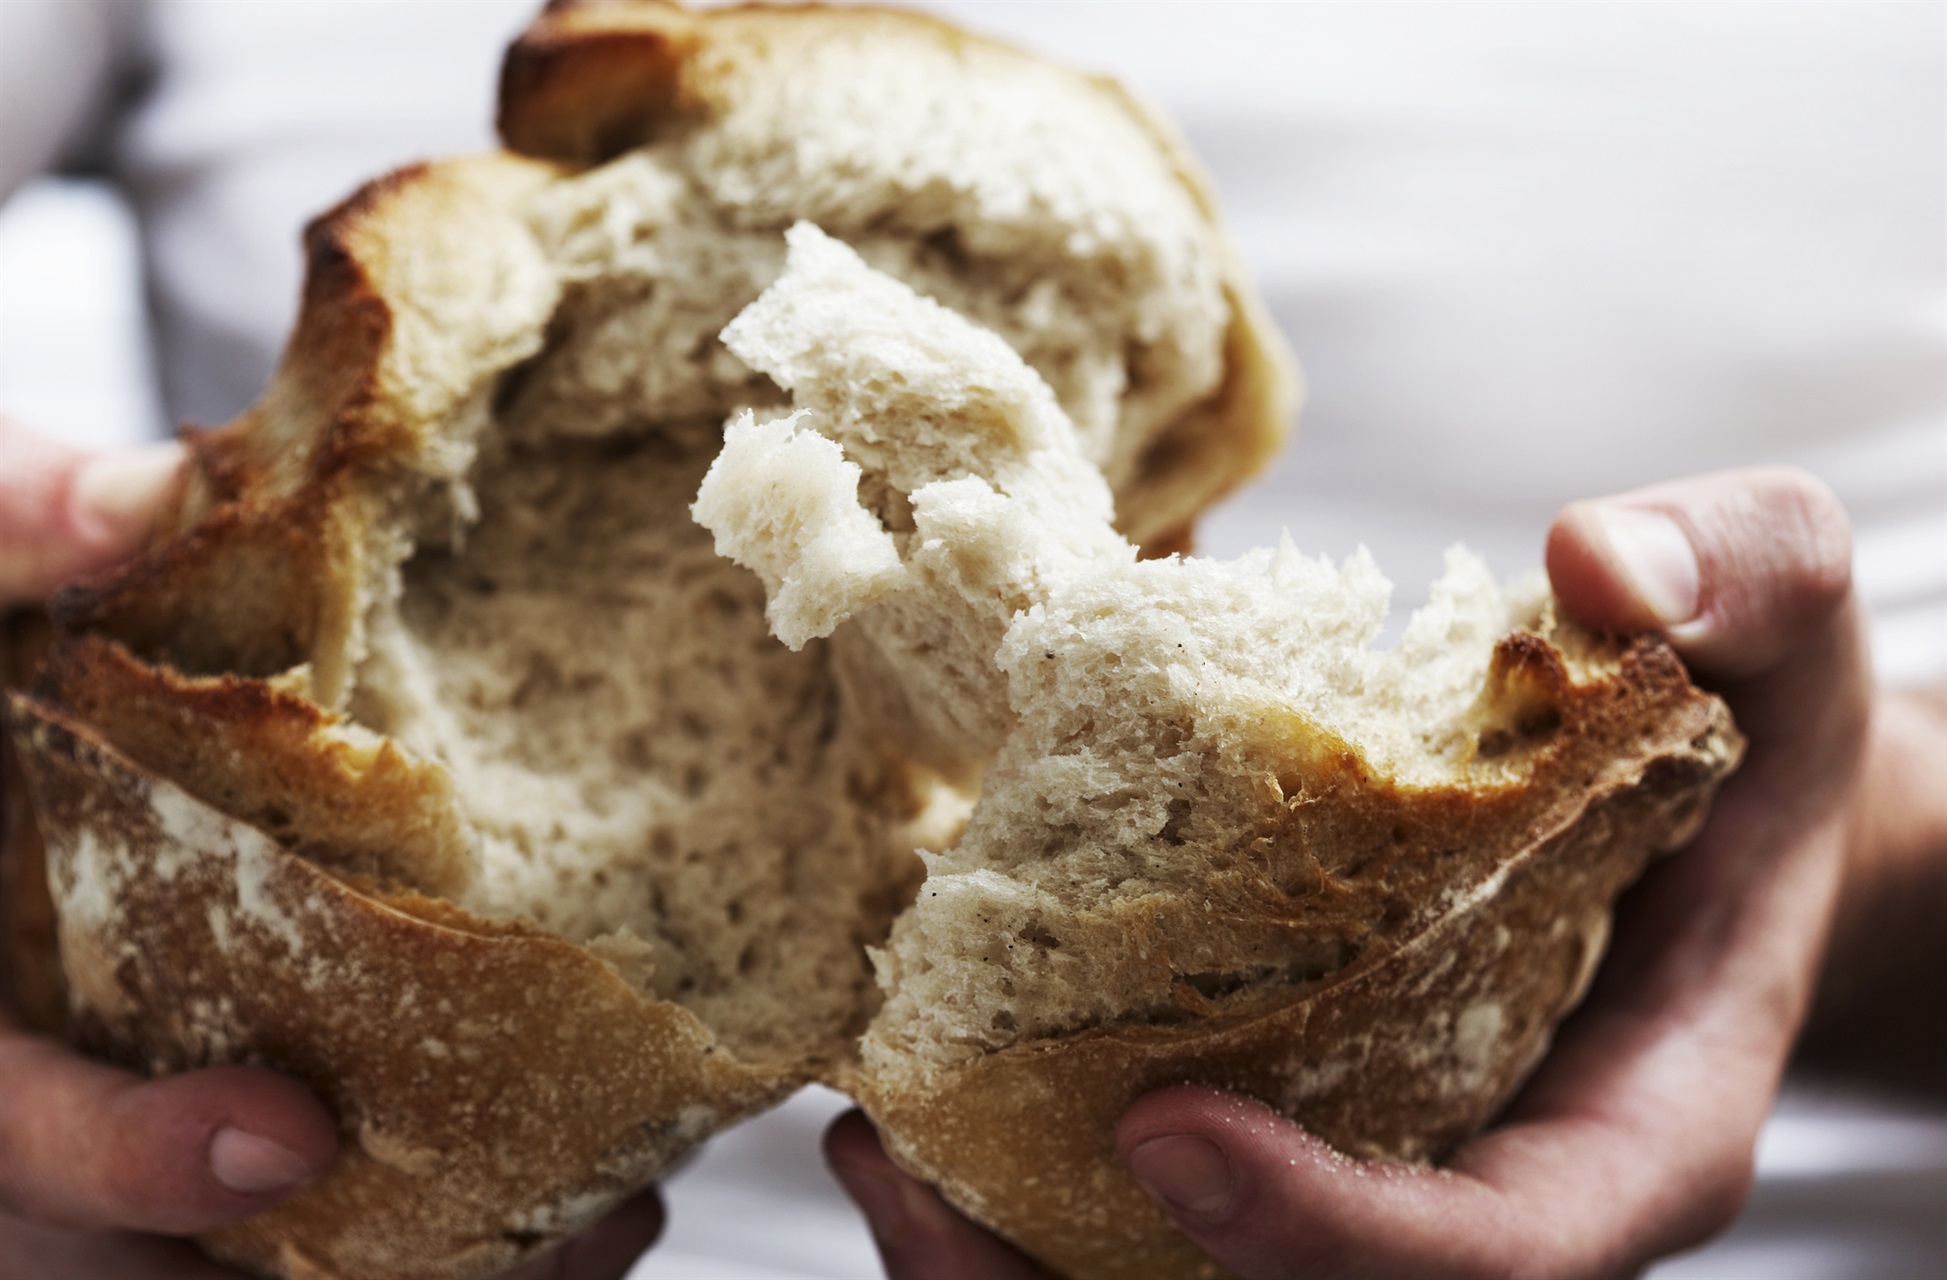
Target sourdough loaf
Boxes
[0,3,1737,1279]
[699,228,1739,1277]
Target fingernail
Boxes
[72,442,185,546]
[210,1127,315,1195]
[835,1159,910,1245]
[1126,1134,1235,1221]
[1595,505,1700,626]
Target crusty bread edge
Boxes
[8,689,803,1280]
[843,632,1741,1279]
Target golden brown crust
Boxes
[54,154,562,701]
[8,694,798,1280]
[497,1,699,164]
[32,634,474,896]
[848,635,1740,1279]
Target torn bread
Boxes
[695,228,1739,1278]
[0,4,1737,1280]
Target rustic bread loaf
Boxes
[697,227,1740,1278]
[1,4,1736,1279]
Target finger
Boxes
[1120,1069,1750,1280]
[0,416,185,607]
[0,1210,246,1280]
[499,1187,665,1280]
[0,1031,337,1234]
[1547,466,1867,1017]
[825,1110,1055,1280]
[1468,474,1867,1266]
[1545,464,1852,680]
[1121,1088,1517,1279]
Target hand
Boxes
[827,466,1868,1279]
[0,414,187,609]
[0,416,668,1277]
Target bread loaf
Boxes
[0,4,1737,1278]
[700,227,1739,1278]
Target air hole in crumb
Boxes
[1517,704,1563,739]
[1179,967,1273,1002]
[920,225,972,272]
[1159,797,1193,846]
[490,350,542,418]
[1122,336,1154,394]
[1019,922,1061,950]
[1479,704,1562,759]
[990,1010,1017,1033]
[1476,728,1515,759]
[613,728,656,771]
[504,1230,545,1252]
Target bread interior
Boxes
[44,24,1252,1069]
[345,425,920,1065]
[47,43,1276,1071]
[692,227,1568,1082]
[307,112,1234,1068]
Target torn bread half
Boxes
[695,227,1741,1279]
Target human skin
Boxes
[826,466,1947,1280]
[0,416,667,1280]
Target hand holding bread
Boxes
[825,467,1866,1280]
[0,416,327,1278]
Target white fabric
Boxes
[1,2,1942,1277]
[97,0,1947,680]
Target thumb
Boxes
[825,1110,1054,1280]
[0,417,185,607]
[1545,464,1853,681]
[1546,465,1866,809]
[0,1029,337,1234]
